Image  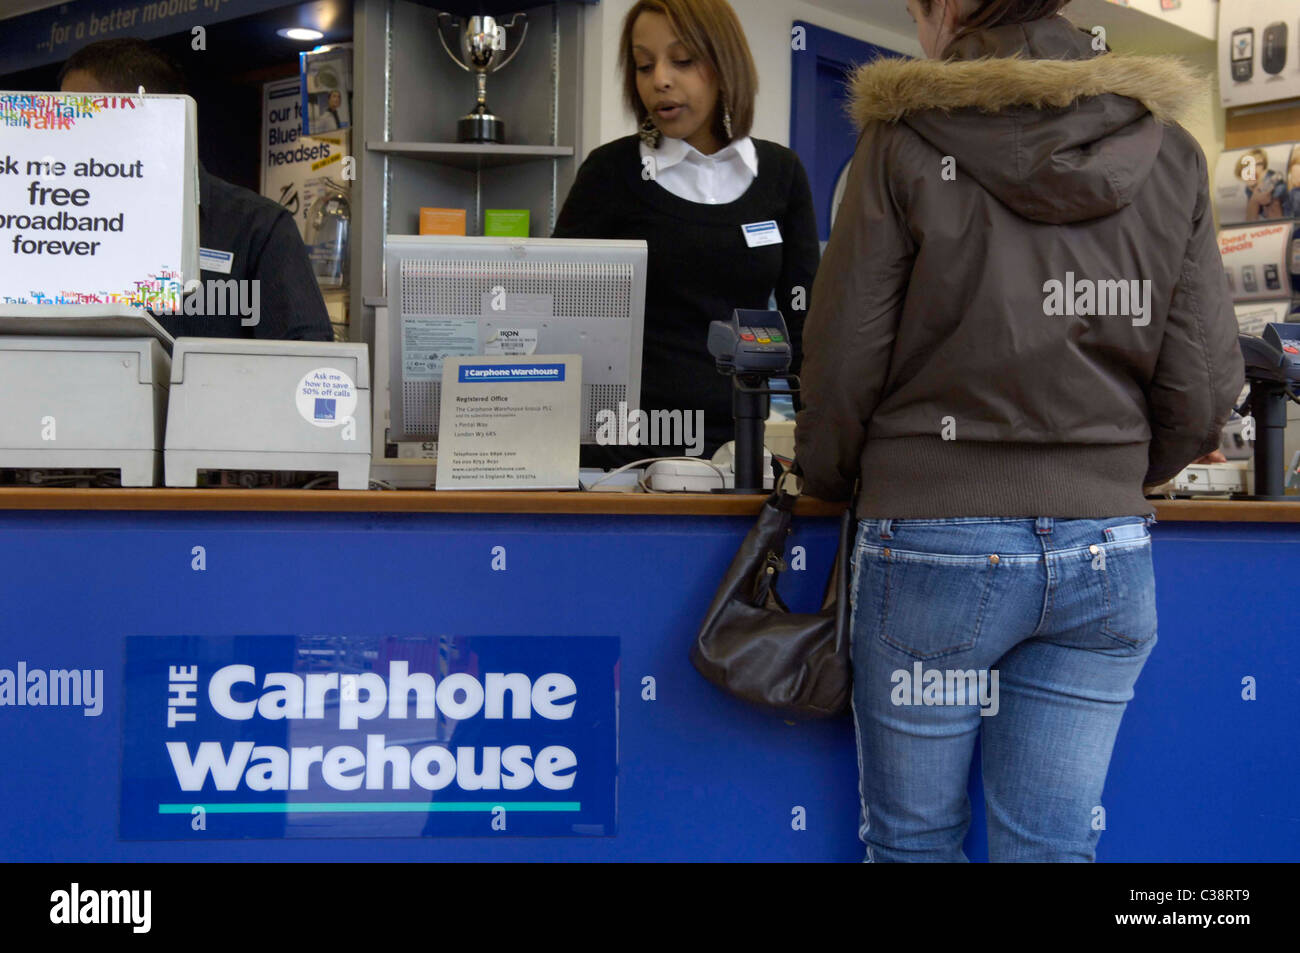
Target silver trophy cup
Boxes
[436,12,528,143]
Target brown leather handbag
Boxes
[690,473,854,718]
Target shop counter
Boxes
[0,491,1295,861]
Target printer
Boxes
[164,338,372,489]
[0,305,172,487]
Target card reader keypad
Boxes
[739,325,785,352]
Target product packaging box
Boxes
[300,44,352,135]
[483,209,530,237]
[420,208,468,235]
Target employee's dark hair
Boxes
[922,0,1072,52]
[619,0,757,144]
[57,38,188,95]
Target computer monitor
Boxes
[384,236,646,444]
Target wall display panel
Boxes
[1218,221,1300,302]
[1214,142,1300,226]
[1220,0,1300,109]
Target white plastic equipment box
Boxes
[164,338,371,489]
[0,304,174,486]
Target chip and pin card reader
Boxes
[0,304,173,486]
[705,309,794,493]
[707,308,793,376]
[1236,323,1300,500]
[164,338,372,489]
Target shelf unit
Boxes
[366,142,575,165]
[351,0,586,350]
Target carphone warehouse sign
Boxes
[121,635,618,838]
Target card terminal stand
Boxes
[1236,323,1300,501]
[707,309,794,493]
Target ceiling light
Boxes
[277,27,325,41]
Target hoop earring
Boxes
[638,115,662,149]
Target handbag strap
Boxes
[771,464,803,513]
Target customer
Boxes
[795,0,1244,862]
[553,0,819,465]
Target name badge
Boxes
[199,247,234,274]
[742,221,783,248]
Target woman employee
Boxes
[796,0,1244,862]
[553,0,819,465]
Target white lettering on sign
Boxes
[161,662,581,793]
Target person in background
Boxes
[553,0,819,466]
[59,38,333,341]
[795,0,1244,861]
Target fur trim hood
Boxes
[842,18,1205,224]
[848,52,1202,128]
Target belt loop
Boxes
[1035,516,1053,535]
[878,518,894,540]
[1146,512,1158,527]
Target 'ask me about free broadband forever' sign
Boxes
[0,91,198,311]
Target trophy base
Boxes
[458,114,504,144]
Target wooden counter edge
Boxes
[0,487,841,516]
[0,489,1298,521]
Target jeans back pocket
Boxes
[1096,537,1157,648]
[861,544,1005,661]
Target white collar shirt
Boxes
[639,135,758,205]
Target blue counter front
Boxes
[0,491,1295,861]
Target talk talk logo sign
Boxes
[120,635,619,839]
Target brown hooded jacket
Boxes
[794,15,1246,518]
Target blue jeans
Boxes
[848,515,1158,862]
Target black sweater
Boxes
[553,135,820,460]
[153,169,333,341]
